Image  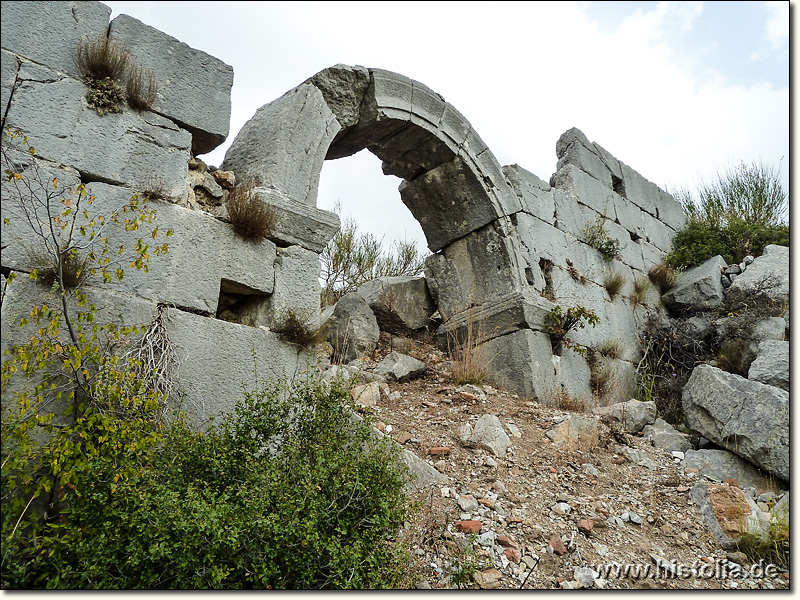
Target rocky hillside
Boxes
[322,330,789,590]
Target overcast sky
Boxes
[104,1,790,253]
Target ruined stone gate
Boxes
[1,1,686,425]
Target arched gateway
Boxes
[222,65,683,402]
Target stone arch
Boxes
[223,64,553,395]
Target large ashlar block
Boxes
[168,309,309,428]
[251,187,340,253]
[481,329,558,400]
[223,83,342,208]
[1,49,18,118]
[503,164,556,224]
[109,14,234,156]
[0,0,111,80]
[551,163,618,218]
[5,62,191,196]
[2,177,276,314]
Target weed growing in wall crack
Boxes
[546,304,600,356]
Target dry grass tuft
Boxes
[648,263,676,294]
[604,271,626,299]
[126,63,157,111]
[226,181,279,241]
[75,35,130,80]
[631,275,651,305]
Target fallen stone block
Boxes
[683,364,788,483]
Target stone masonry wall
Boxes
[1,1,688,421]
[0,1,313,426]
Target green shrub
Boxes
[582,214,621,261]
[664,219,789,270]
[671,161,787,228]
[85,76,126,115]
[320,202,425,306]
[4,376,412,589]
[546,304,600,356]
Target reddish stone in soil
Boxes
[478,498,495,508]
[459,392,480,401]
[549,535,568,556]
[423,400,437,408]
[578,518,594,534]
[496,535,517,549]
[548,466,557,473]
[504,547,521,564]
[676,486,690,492]
[474,568,502,589]
[684,468,699,474]
[508,517,524,524]
[615,457,626,464]
[429,446,450,456]
[724,478,739,487]
[394,431,412,444]
[455,520,482,534]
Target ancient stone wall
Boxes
[1,1,688,421]
[1,1,313,426]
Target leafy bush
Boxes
[664,219,789,270]
[225,181,279,241]
[4,376,412,589]
[320,202,425,306]
[582,214,621,261]
[666,161,789,270]
[546,304,600,356]
[671,161,787,227]
[85,76,127,115]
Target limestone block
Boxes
[0,0,112,80]
[748,340,789,391]
[728,244,789,302]
[399,156,505,252]
[642,418,693,454]
[551,163,618,219]
[662,255,727,315]
[109,14,233,155]
[638,241,667,274]
[76,183,275,314]
[594,399,656,434]
[655,188,687,232]
[690,482,771,551]
[423,219,523,320]
[610,192,648,244]
[376,351,427,383]
[250,245,321,331]
[167,309,308,427]
[357,276,436,333]
[305,63,370,130]
[617,161,661,219]
[503,164,555,224]
[1,49,18,118]
[683,364,788,482]
[683,449,778,493]
[435,290,556,350]
[222,83,341,207]
[513,210,570,275]
[545,415,601,448]
[480,329,557,400]
[326,293,380,363]
[552,347,593,402]
[469,414,511,456]
[248,187,339,253]
[5,62,191,196]
[639,209,675,254]
[555,129,614,187]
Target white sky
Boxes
[103,1,790,252]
